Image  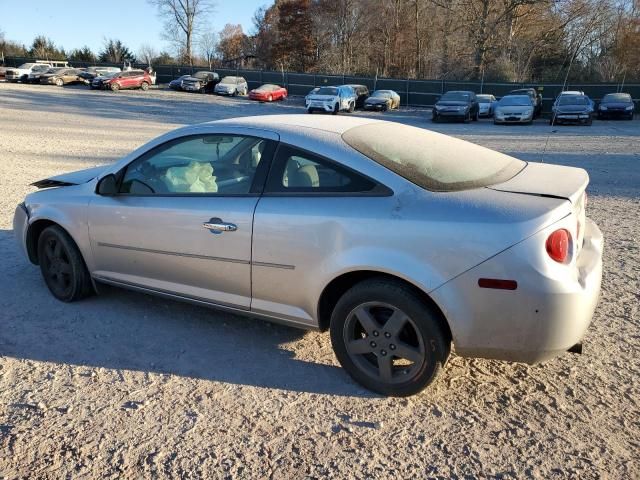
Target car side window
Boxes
[119,134,272,195]
[266,145,377,194]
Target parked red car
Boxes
[248,84,288,102]
[92,69,152,92]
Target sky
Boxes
[0,0,264,55]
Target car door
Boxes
[251,143,388,325]
[88,131,278,309]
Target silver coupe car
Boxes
[13,115,603,396]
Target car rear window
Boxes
[342,123,526,192]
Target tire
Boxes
[432,113,439,123]
[37,225,94,303]
[330,278,450,396]
[307,108,313,114]
[348,102,355,113]
[332,103,339,115]
[140,82,149,91]
[110,82,120,92]
[463,111,471,123]
[472,110,479,121]
[55,78,64,87]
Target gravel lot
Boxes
[0,82,638,479]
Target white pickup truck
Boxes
[5,61,68,83]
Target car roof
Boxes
[206,114,379,135]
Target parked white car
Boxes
[6,63,52,82]
[477,94,497,117]
[306,85,357,114]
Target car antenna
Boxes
[540,22,587,163]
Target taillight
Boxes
[546,229,570,263]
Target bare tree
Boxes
[138,43,159,66]
[148,0,216,65]
[199,29,217,69]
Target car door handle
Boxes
[203,218,237,233]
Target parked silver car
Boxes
[13,115,603,396]
[494,95,535,124]
[214,76,248,96]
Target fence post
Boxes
[406,77,410,107]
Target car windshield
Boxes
[317,87,338,95]
[498,95,531,106]
[558,96,589,106]
[440,92,471,102]
[602,93,631,103]
[477,95,493,103]
[194,71,211,79]
[221,76,240,84]
[371,91,391,98]
[18,63,36,69]
[342,123,525,192]
[258,84,278,91]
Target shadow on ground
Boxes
[0,229,371,397]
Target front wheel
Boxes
[472,110,479,121]
[332,103,339,115]
[37,225,94,302]
[348,102,355,113]
[330,278,450,396]
[268,95,273,102]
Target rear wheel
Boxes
[140,82,149,91]
[110,82,120,92]
[37,225,94,302]
[55,78,64,87]
[330,278,450,396]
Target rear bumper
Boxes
[431,217,603,364]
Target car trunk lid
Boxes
[489,162,588,255]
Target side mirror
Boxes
[96,174,118,196]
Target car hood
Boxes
[365,97,389,104]
[308,94,338,101]
[436,101,469,107]
[600,102,633,108]
[496,105,531,113]
[31,165,108,189]
[556,105,590,113]
[489,162,588,204]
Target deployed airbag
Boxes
[164,161,218,193]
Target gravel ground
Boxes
[0,82,638,479]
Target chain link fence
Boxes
[4,56,638,112]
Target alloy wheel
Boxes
[41,236,73,298]
[343,302,426,384]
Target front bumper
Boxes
[364,103,387,111]
[307,101,335,112]
[494,114,533,124]
[431,217,603,364]
[554,113,591,123]
[598,109,634,118]
[13,203,30,261]
[434,108,467,119]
